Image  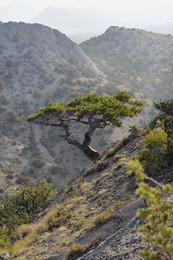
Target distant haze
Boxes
[0,0,173,40]
[30,7,173,41]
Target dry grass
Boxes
[98,188,108,196]
[80,181,92,194]
[67,243,83,258]
[17,224,35,238]
[94,212,112,226]
[100,171,111,178]
[11,207,59,257]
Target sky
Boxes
[1,0,173,12]
[0,0,173,34]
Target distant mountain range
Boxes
[30,7,173,37]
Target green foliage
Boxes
[27,101,65,121]
[66,91,143,126]
[0,229,10,248]
[154,99,173,116]
[0,180,57,235]
[27,91,143,126]
[154,100,173,159]
[27,91,143,160]
[139,128,168,175]
[127,160,173,260]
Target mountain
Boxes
[0,22,104,192]
[80,26,173,101]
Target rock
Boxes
[0,253,9,260]
[13,234,22,242]
[0,223,6,230]
[82,161,109,176]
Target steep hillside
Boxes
[80,26,173,101]
[3,110,172,260]
[0,22,106,191]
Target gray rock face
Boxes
[78,217,144,260]
[0,22,102,73]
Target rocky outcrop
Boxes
[0,22,103,73]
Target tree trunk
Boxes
[66,136,100,161]
[64,123,100,161]
[82,145,100,161]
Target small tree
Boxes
[127,159,173,260]
[139,128,168,175]
[27,91,143,161]
[0,180,57,233]
[154,99,173,116]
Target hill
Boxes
[0,22,105,192]
[80,26,173,101]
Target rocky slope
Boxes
[6,119,172,260]
[0,22,106,192]
[80,26,173,101]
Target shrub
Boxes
[127,159,173,260]
[6,110,19,122]
[48,211,71,232]
[0,180,57,234]
[51,164,67,175]
[67,243,83,258]
[139,128,168,175]
[32,88,43,99]
[94,212,112,226]
[16,176,30,184]
[0,94,10,105]
[31,158,45,169]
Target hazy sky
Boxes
[1,0,173,19]
[0,0,173,34]
[0,0,173,11]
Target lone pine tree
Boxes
[27,91,143,161]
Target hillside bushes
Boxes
[139,100,173,175]
[127,160,173,260]
[139,128,168,175]
[0,180,57,248]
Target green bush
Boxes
[0,180,57,234]
[139,128,168,175]
[127,159,173,260]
